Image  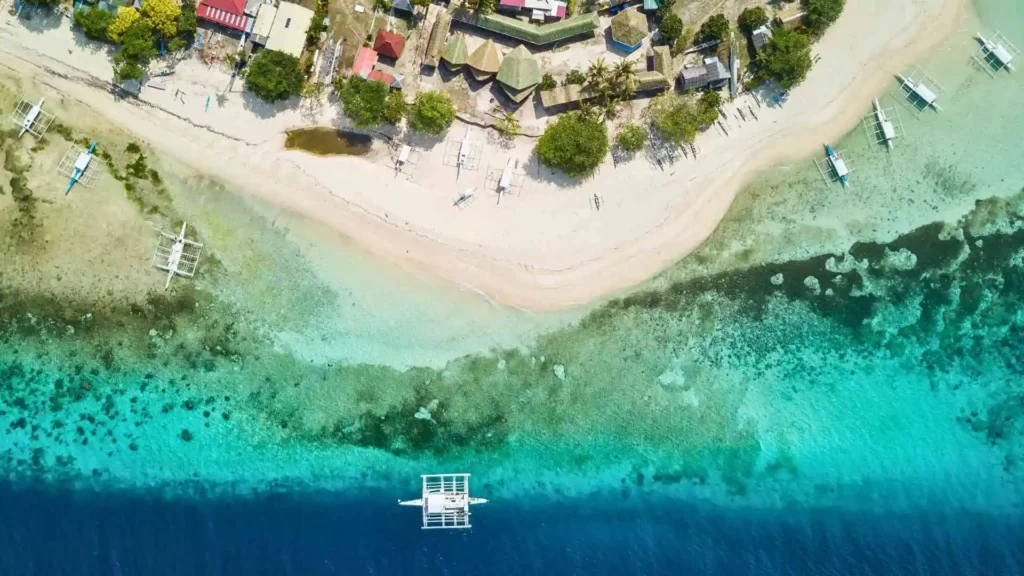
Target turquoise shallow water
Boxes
[1,0,1023,540]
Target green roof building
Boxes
[441,33,469,71]
[467,39,503,81]
[496,45,541,102]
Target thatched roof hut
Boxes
[610,8,648,52]
[468,39,503,81]
[441,33,469,71]
[423,12,452,68]
[497,45,541,102]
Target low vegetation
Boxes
[538,73,557,91]
[614,123,647,154]
[384,91,409,126]
[535,111,608,177]
[408,91,457,135]
[644,91,719,146]
[74,8,114,42]
[804,0,846,35]
[751,27,813,89]
[244,50,304,103]
[338,77,391,128]
[737,6,769,35]
[696,14,729,44]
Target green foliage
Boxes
[375,0,392,10]
[535,111,608,177]
[412,0,431,6]
[672,27,694,55]
[167,36,187,53]
[113,19,157,83]
[615,123,647,154]
[803,0,845,35]
[698,90,721,111]
[108,7,141,43]
[564,69,586,86]
[495,113,521,138]
[384,91,408,125]
[307,0,329,47]
[659,13,683,45]
[74,7,115,42]
[655,0,675,20]
[408,91,456,135]
[177,0,197,38]
[737,6,769,34]
[140,0,180,39]
[696,13,729,44]
[473,0,497,14]
[752,27,812,89]
[244,50,304,103]
[539,73,557,91]
[644,92,717,146]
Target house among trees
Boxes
[197,0,253,34]
[751,25,773,53]
[679,56,730,91]
[352,46,378,78]
[610,8,648,53]
[374,29,406,60]
[497,0,567,22]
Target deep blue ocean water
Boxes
[1,484,1022,575]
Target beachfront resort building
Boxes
[496,45,541,102]
[261,1,314,57]
[441,33,470,72]
[610,8,649,53]
[497,0,567,22]
[374,29,406,60]
[679,56,730,91]
[468,39,503,81]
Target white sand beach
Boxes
[0,0,967,310]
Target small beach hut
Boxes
[611,8,648,53]
[468,39,503,81]
[496,45,541,102]
[352,47,378,78]
[374,29,406,59]
[442,33,470,71]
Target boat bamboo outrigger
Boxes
[398,473,487,529]
[443,127,481,177]
[973,30,1019,75]
[897,68,944,112]
[56,141,104,194]
[815,144,853,187]
[457,127,473,180]
[862,98,904,150]
[152,222,204,289]
[8,97,55,139]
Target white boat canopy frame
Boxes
[974,30,1019,75]
[56,144,104,189]
[861,98,905,150]
[152,222,204,289]
[442,129,482,176]
[398,473,488,529]
[9,97,56,139]
[815,149,854,187]
[896,67,944,113]
[485,158,526,202]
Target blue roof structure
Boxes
[613,39,643,53]
[643,0,659,10]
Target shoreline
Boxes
[0,0,968,311]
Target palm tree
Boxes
[586,58,610,96]
[610,60,636,100]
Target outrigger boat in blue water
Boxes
[824,144,850,187]
[65,141,96,194]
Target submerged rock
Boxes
[803,276,821,295]
[770,273,784,286]
[881,248,917,271]
[553,364,565,381]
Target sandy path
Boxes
[0,0,967,310]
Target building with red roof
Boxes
[197,0,253,33]
[373,29,406,59]
[497,0,566,21]
[351,47,378,79]
[367,70,395,86]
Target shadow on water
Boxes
[284,128,374,156]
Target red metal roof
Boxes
[555,4,566,17]
[197,0,251,32]
[499,0,527,6]
[367,70,395,86]
[373,30,405,59]
[352,47,378,78]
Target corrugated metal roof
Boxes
[352,47,378,78]
[198,0,253,32]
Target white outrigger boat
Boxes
[399,473,487,529]
[872,99,897,150]
[9,96,55,139]
[975,31,1019,74]
[152,222,204,289]
[814,143,853,188]
[457,127,473,180]
[497,158,514,203]
[897,71,942,112]
[65,141,97,194]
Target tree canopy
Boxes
[660,13,683,45]
[615,123,647,154]
[177,0,198,38]
[804,0,845,35]
[644,92,718,146]
[408,91,456,135]
[696,13,729,44]
[752,27,813,89]
[107,7,141,43]
[244,50,304,103]
[539,73,557,91]
[113,19,157,83]
[140,0,180,39]
[384,91,408,126]
[339,77,391,128]
[74,7,115,42]
[535,111,608,178]
[738,6,769,34]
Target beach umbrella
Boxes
[442,33,469,71]
[467,39,503,81]
[497,45,541,103]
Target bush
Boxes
[107,7,141,43]
[408,91,456,135]
[804,0,845,35]
[74,7,115,42]
[535,111,608,177]
[737,6,769,35]
[696,13,729,44]
[539,73,557,91]
[698,90,721,111]
[564,69,586,86]
[140,0,180,39]
[644,92,717,146]
[244,50,304,103]
[339,77,390,128]
[660,13,683,45]
[113,19,157,83]
[615,123,647,153]
[384,91,408,125]
[752,27,812,89]
[178,0,197,38]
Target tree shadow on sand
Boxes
[521,149,590,189]
[16,4,64,34]
[241,90,296,119]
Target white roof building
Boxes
[265,1,315,58]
